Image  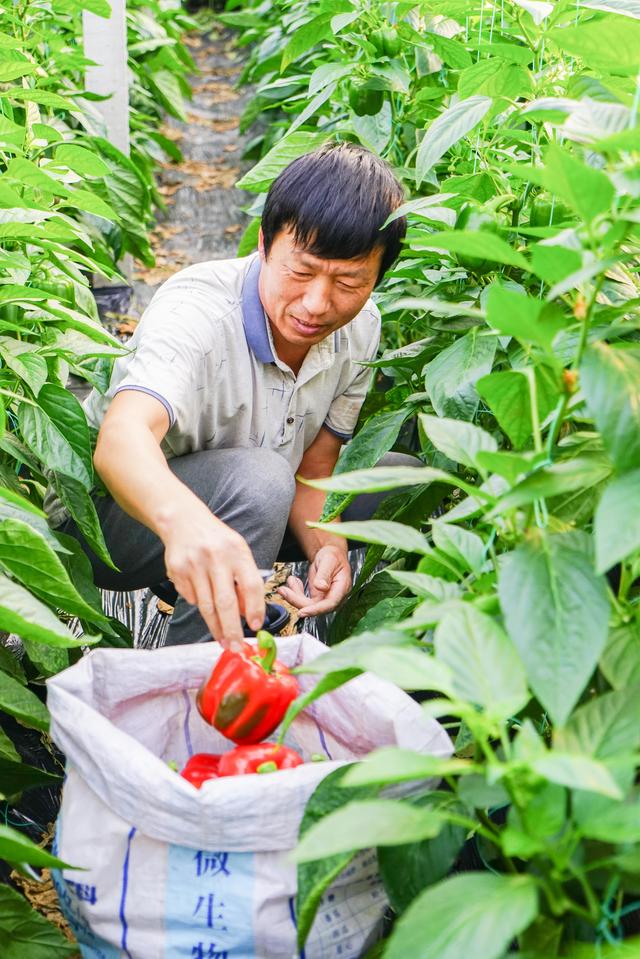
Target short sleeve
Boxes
[97,269,228,434]
[324,305,381,442]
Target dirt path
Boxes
[131,24,253,312]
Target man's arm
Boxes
[93,390,265,648]
[278,426,352,616]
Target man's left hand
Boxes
[277,544,351,617]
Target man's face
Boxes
[258,227,383,360]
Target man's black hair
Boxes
[261,142,406,282]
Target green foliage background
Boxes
[0,0,196,950]
[225,0,640,954]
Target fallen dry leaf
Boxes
[158,124,184,143]
[157,182,183,197]
[224,223,242,235]
[186,113,240,132]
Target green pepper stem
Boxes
[256,630,276,673]
[257,761,278,774]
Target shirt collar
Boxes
[241,255,275,364]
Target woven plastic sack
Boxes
[47,633,452,959]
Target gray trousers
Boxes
[61,447,414,646]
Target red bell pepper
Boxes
[180,753,222,788]
[217,743,303,776]
[196,631,299,744]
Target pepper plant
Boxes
[0,0,194,949]
[226,0,640,953]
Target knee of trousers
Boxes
[235,448,296,521]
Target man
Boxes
[60,142,406,649]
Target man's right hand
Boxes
[159,500,266,650]
[94,391,265,650]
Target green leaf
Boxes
[600,620,640,691]
[476,371,533,449]
[428,33,473,69]
[0,350,48,396]
[352,100,393,154]
[490,454,613,514]
[432,231,528,271]
[0,115,24,149]
[280,13,335,72]
[280,669,360,740]
[542,145,614,223]
[296,628,412,675]
[0,491,69,560]
[0,62,37,83]
[0,726,20,761]
[54,143,111,178]
[0,824,72,869]
[0,573,87,648]
[458,60,531,102]
[19,384,93,489]
[555,686,640,759]
[431,520,485,573]
[424,329,498,420]
[309,519,430,554]
[499,532,610,726]
[415,96,492,187]
[0,519,108,625]
[580,0,640,17]
[435,605,529,719]
[383,872,538,959]
[581,343,640,473]
[236,217,260,257]
[512,0,554,23]
[236,132,329,193]
[0,885,77,958]
[296,766,377,948]
[0,670,49,731]
[0,756,62,797]
[420,414,497,469]
[293,799,443,862]
[53,474,116,570]
[22,637,68,677]
[307,465,481,502]
[387,571,462,601]
[321,407,410,521]
[62,187,119,222]
[594,469,640,572]
[574,791,640,843]
[342,749,473,788]
[0,575,89,648]
[531,752,622,798]
[6,159,70,198]
[378,793,467,914]
[149,69,187,122]
[309,62,352,96]
[485,284,565,350]
[549,12,640,73]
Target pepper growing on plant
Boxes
[217,743,303,776]
[196,631,299,744]
[454,204,501,274]
[528,193,572,228]
[370,26,401,59]
[347,80,384,116]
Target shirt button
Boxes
[286,416,294,425]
